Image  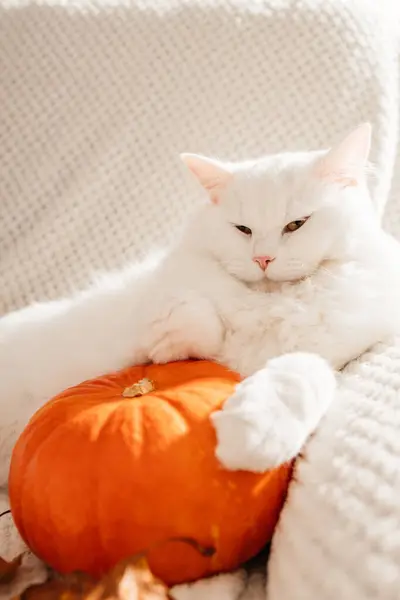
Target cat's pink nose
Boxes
[253,256,275,271]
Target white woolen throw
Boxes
[1,1,400,599]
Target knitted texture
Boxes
[267,341,400,600]
[1,1,400,600]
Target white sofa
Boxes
[1,1,400,598]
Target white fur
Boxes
[1,124,400,487]
[171,571,246,600]
[212,353,336,471]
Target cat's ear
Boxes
[317,123,371,187]
[180,153,232,204]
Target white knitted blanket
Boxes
[1,1,400,598]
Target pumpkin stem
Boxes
[122,378,155,398]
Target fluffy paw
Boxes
[211,353,336,472]
[148,334,191,364]
[147,297,223,364]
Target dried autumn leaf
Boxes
[12,537,212,600]
[15,556,169,600]
[86,556,169,600]
[13,571,96,600]
[0,555,24,585]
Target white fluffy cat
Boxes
[0,123,399,487]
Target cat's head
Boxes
[181,123,375,283]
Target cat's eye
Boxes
[283,217,309,234]
[234,225,252,236]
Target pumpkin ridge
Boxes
[145,391,204,422]
[17,421,61,556]
[16,409,115,561]
[137,396,190,458]
[93,426,107,571]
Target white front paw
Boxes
[211,371,298,472]
[147,297,223,364]
[211,353,336,472]
[148,334,191,364]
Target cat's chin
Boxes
[266,272,310,284]
[249,274,305,292]
[227,263,313,286]
[233,270,305,287]
[227,267,266,285]
[266,264,321,283]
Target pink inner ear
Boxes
[317,168,359,189]
[316,123,371,187]
[336,176,358,189]
[206,181,224,204]
[180,153,232,204]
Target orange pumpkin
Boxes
[9,360,292,586]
